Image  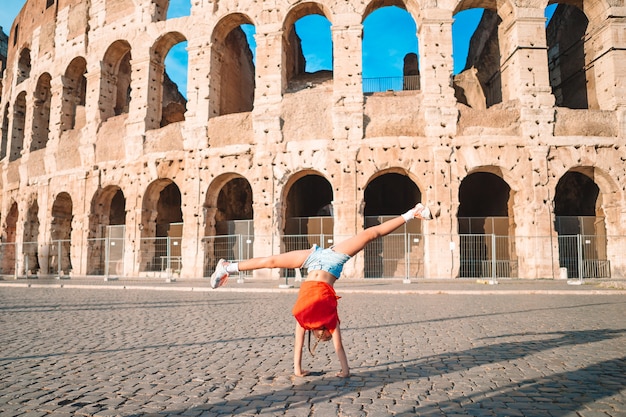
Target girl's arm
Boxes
[293,322,309,377]
[332,325,350,377]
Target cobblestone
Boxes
[0,283,625,416]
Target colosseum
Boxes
[0,0,624,282]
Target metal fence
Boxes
[138,236,183,275]
[363,75,420,93]
[0,233,618,280]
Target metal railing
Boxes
[138,236,182,275]
[363,75,420,93]
[0,233,618,280]
[203,234,255,277]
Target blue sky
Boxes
[2,1,556,98]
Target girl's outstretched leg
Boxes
[332,203,432,257]
[210,249,313,289]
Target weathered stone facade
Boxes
[0,0,624,280]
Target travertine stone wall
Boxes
[0,0,625,280]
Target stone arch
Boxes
[453,1,503,108]
[61,57,87,132]
[209,14,256,117]
[50,192,73,274]
[31,73,52,152]
[17,47,31,84]
[10,91,27,162]
[23,199,40,273]
[148,32,188,129]
[87,186,126,275]
[362,170,422,278]
[362,4,420,92]
[204,174,253,236]
[283,3,333,92]
[546,3,596,109]
[553,167,609,278]
[0,202,19,274]
[458,170,516,278]
[140,179,183,272]
[280,171,334,259]
[100,40,132,122]
[203,174,254,273]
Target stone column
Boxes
[331,15,364,141]
[250,197,282,280]
[43,77,64,175]
[125,55,154,160]
[498,6,555,140]
[418,9,458,138]
[182,41,210,149]
[252,25,284,146]
[587,11,626,118]
[426,146,457,279]
[514,146,558,279]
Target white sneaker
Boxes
[210,259,229,289]
[415,203,432,220]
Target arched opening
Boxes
[458,171,516,278]
[209,15,256,117]
[140,179,183,273]
[148,33,188,129]
[31,73,52,152]
[546,3,594,109]
[0,202,18,275]
[1,104,9,159]
[363,172,422,278]
[452,5,502,109]
[88,186,126,275]
[203,176,254,276]
[362,5,419,93]
[283,4,332,92]
[283,173,333,276]
[100,41,132,122]
[23,200,40,274]
[61,57,87,132]
[50,192,73,274]
[17,48,31,84]
[10,92,26,161]
[554,170,608,278]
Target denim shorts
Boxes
[301,244,351,279]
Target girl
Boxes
[210,203,432,377]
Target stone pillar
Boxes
[418,9,458,138]
[250,197,282,280]
[44,77,65,175]
[252,26,284,146]
[182,42,210,149]
[498,6,555,140]
[125,55,154,160]
[426,146,457,279]
[514,146,558,279]
[331,15,364,141]
[332,182,362,279]
[587,12,626,113]
[78,68,101,166]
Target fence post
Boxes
[237,234,244,283]
[14,242,18,279]
[403,232,411,284]
[104,235,110,280]
[491,234,498,285]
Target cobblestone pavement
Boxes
[0,284,625,417]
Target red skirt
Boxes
[292,281,341,332]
